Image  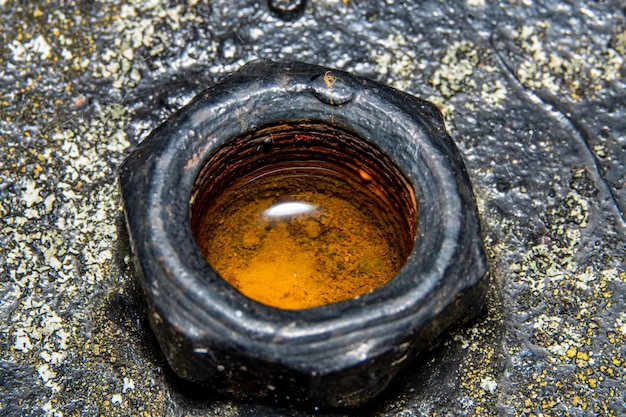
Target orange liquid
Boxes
[195,168,405,309]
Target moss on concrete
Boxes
[1,0,624,415]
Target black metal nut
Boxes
[119,60,489,407]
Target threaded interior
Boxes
[190,120,417,309]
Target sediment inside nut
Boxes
[190,120,417,309]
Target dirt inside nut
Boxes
[196,173,404,309]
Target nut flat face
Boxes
[119,60,489,407]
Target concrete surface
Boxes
[1,0,624,415]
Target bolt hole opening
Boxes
[190,120,417,309]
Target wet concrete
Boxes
[1,0,625,415]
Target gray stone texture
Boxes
[1,0,624,415]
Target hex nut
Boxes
[118,60,489,407]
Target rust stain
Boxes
[323,71,337,89]
[324,71,338,106]
[184,140,215,171]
